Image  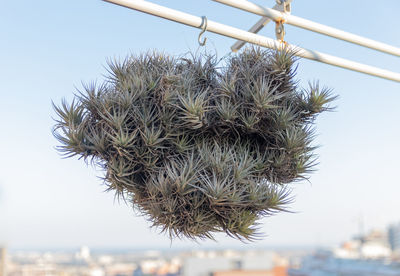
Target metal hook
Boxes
[198,16,208,46]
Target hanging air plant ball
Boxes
[53,47,336,241]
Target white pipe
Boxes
[231,3,281,52]
[103,0,400,82]
[213,0,400,57]
[231,16,271,52]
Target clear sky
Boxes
[1,0,399,250]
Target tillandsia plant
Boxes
[53,47,336,241]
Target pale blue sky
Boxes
[1,0,400,250]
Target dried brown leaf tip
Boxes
[53,47,336,241]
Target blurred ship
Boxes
[289,228,400,276]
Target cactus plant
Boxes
[53,47,336,241]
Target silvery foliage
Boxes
[53,47,336,241]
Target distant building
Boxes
[181,250,282,276]
[182,255,234,276]
[0,247,6,276]
[213,266,287,276]
[389,223,400,255]
[76,246,91,262]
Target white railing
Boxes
[214,0,400,57]
[103,0,400,83]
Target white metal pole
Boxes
[103,0,400,82]
[231,2,282,52]
[213,0,400,57]
[231,16,272,52]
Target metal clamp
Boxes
[275,19,285,41]
[276,0,292,13]
[275,0,291,42]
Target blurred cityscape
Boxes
[1,222,400,276]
